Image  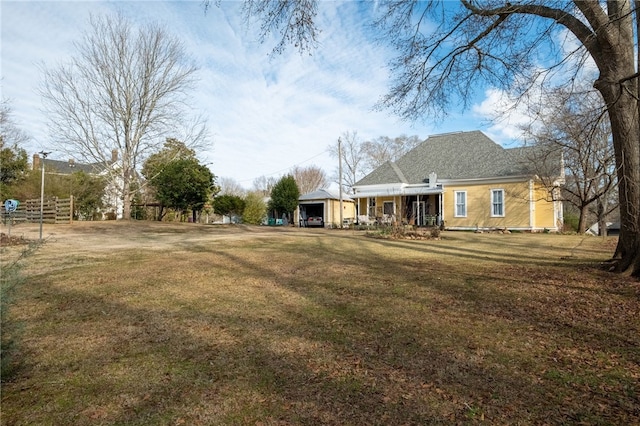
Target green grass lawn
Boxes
[1,224,638,425]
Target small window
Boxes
[491,189,505,217]
[383,201,394,215]
[454,191,466,217]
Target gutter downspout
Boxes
[529,179,535,230]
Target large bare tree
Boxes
[223,0,639,277]
[522,87,617,234]
[41,12,206,220]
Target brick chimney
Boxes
[33,153,40,171]
[111,149,118,163]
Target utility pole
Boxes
[338,137,343,228]
[39,151,51,241]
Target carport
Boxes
[298,189,355,228]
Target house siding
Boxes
[328,199,356,226]
[533,184,559,230]
[444,181,532,230]
[355,181,559,231]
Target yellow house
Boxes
[352,131,564,232]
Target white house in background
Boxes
[586,221,621,236]
[33,150,122,218]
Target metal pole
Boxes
[69,160,75,224]
[39,151,50,241]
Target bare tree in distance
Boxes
[361,135,422,172]
[521,87,617,234]
[224,0,639,276]
[40,12,207,220]
[290,165,328,195]
[0,99,30,148]
[218,177,247,197]
[328,131,366,194]
[327,132,423,192]
[252,175,278,197]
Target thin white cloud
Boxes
[3,1,494,188]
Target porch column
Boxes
[394,196,399,224]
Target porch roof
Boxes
[352,184,443,198]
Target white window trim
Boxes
[454,191,467,217]
[491,189,505,217]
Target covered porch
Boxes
[352,186,444,227]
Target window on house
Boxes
[383,201,394,215]
[491,189,505,217]
[368,197,376,217]
[454,191,466,217]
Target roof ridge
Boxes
[427,129,483,139]
[389,161,408,183]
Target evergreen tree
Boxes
[269,175,299,222]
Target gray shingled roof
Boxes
[355,130,538,186]
[43,158,110,175]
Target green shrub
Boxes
[242,192,267,225]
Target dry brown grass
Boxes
[1,222,638,425]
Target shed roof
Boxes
[299,189,353,202]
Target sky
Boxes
[1,1,523,189]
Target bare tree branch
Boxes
[290,165,328,194]
[40,12,207,219]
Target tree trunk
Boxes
[596,198,608,238]
[577,204,588,234]
[596,77,640,275]
[157,206,167,221]
[122,170,132,221]
[122,190,131,220]
[591,1,640,277]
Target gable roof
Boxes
[355,130,540,186]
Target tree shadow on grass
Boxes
[2,231,638,425]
